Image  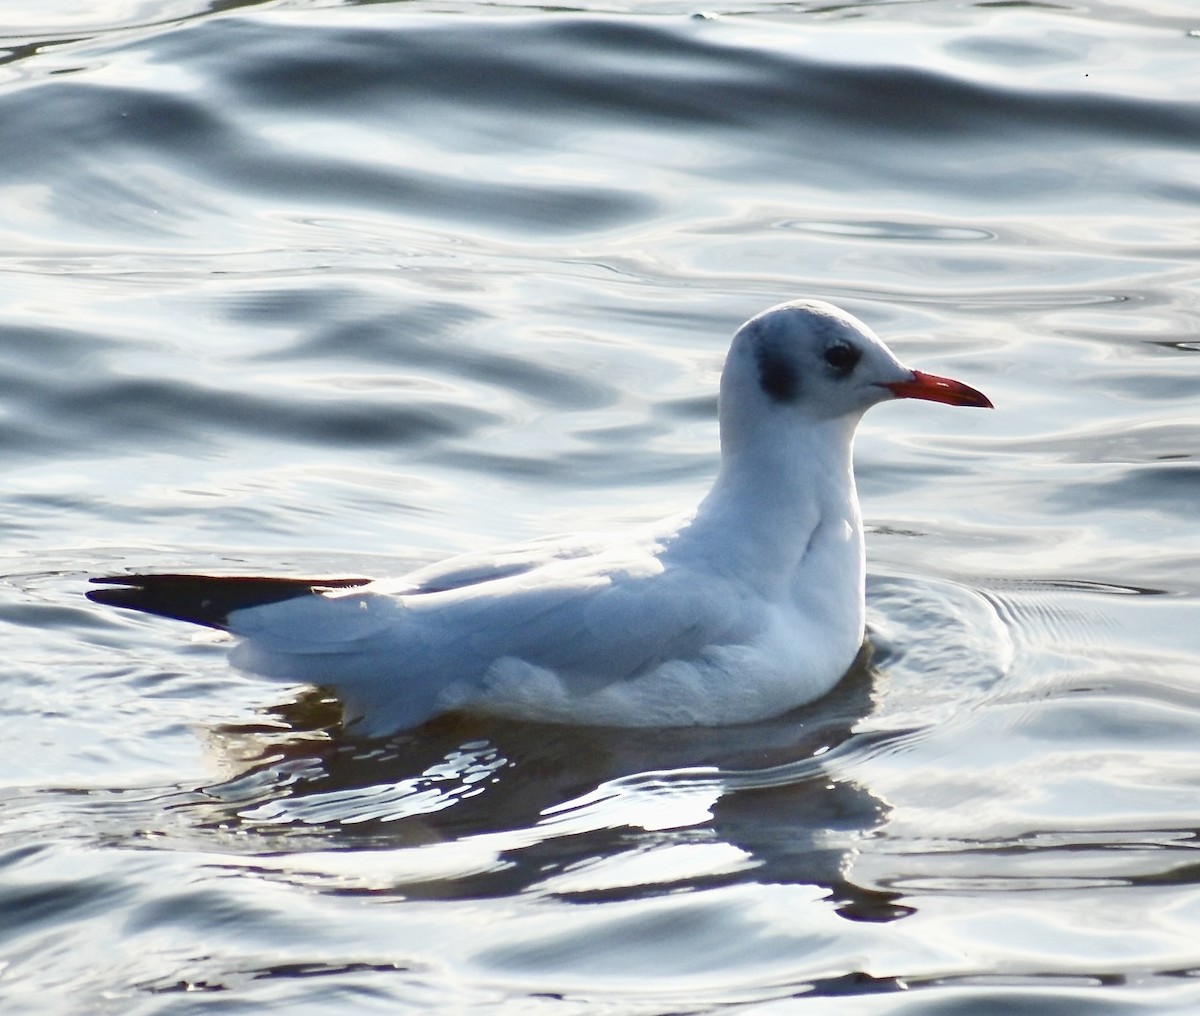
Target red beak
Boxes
[883,369,993,409]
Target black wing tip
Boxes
[87,572,373,583]
[86,572,373,629]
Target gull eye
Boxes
[824,342,860,377]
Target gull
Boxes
[89,299,991,737]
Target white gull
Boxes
[89,299,991,737]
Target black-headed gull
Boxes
[89,300,991,736]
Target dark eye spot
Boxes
[824,342,860,377]
[754,343,800,403]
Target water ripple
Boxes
[3,3,1200,1013]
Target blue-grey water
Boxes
[2,1,1199,1012]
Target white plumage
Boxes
[90,299,991,736]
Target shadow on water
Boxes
[161,645,905,921]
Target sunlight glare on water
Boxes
[1,0,1199,1013]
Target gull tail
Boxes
[87,573,373,631]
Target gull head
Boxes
[719,300,991,447]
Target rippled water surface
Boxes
[3,0,1199,1012]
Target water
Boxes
[2,0,1199,1011]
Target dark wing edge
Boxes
[86,573,373,630]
